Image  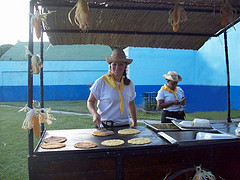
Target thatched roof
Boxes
[34,0,240,50]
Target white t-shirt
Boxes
[156,86,185,112]
[90,77,136,124]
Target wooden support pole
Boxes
[224,31,231,123]
[28,0,34,156]
[40,33,45,135]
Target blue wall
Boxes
[0,85,91,102]
[129,23,240,112]
[0,84,230,113]
[134,84,228,113]
[1,24,240,113]
[129,48,196,85]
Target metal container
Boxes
[144,120,180,132]
[161,130,237,143]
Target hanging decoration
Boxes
[192,165,216,180]
[30,10,55,39]
[68,0,90,31]
[25,46,43,74]
[19,100,56,138]
[220,0,237,26]
[168,2,187,32]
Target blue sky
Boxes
[0,0,29,45]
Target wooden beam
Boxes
[43,29,217,37]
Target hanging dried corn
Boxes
[25,46,43,74]
[168,3,187,32]
[20,107,35,130]
[31,114,40,137]
[68,0,90,31]
[19,100,56,137]
[192,166,216,180]
[220,0,237,26]
[36,108,56,125]
[30,10,55,39]
[31,54,43,74]
[31,10,42,39]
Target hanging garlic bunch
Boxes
[168,3,187,32]
[68,0,90,31]
[30,10,55,39]
[19,101,56,137]
[220,0,237,26]
[25,46,43,74]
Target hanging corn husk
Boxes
[31,10,42,39]
[20,108,35,130]
[31,54,43,74]
[19,101,56,137]
[32,114,40,137]
[25,46,43,74]
[30,10,55,39]
[192,166,216,180]
[220,0,237,26]
[168,3,187,32]
[68,0,90,31]
[36,108,56,125]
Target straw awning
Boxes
[34,0,240,50]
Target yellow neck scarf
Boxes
[161,84,177,99]
[102,73,124,115]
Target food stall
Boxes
[30,123,240,179]
[27,0,240,179]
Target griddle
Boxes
[36,126,175,153]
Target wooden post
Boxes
[40,32,45,135]
[224,31,231,123]
[28,0,34,156]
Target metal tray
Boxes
[144,120,181,132]
[161,130,237,143]
[171,119,214,131]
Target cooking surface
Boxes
[36,123,240,153]
[211,123,238,134]
[36,126,172,153]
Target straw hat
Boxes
[163,71,182,82]
[106,49,133,64]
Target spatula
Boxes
[99,123,111,133]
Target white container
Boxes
[193,119,210,127]
[179,121,193,127]
[235,126,240,136]
[196,132,235,140]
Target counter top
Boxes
[35,123,240,154]
[36,126,174,153]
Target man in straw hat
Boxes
[87,48,137,129]
[156,71,186,123]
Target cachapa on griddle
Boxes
[41,142,66,149]
[44,136,67,143]
[74,141,98,149]
[128,137,151,145]
[118,128,141,135]
[101,139,124,147]
[92,130,114,137]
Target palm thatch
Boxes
[33,0,240,50]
